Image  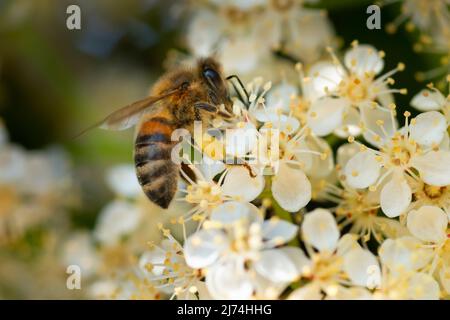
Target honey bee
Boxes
[91,57,238,209]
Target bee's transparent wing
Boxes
[75,88,179,137]
[98,95,165,131]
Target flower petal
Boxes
[206,258,254,300]
[62,232,99,278]
[254,249,299,282]
[309,61,344,97]
[344,44,384,76]
[336,234,360,256]
[187,11,221,56]
[265,82,298,114]
[225,122,258,157]
[411,151,450,186]
[262,218,298,245]
[360,102,397,148]
[139,249,166,277]
[343,248,380,288]
[380,175,412,218]
[439,265,450,295]
[210,201,262,226]
[336,143,360,168]
[307,97,348,136]
[406,206,448,243]
[301,208,339,252]
[0,145,27,184]
[334,107,362,138]
[106,165,141,198]
[184,229,228,268]
[272,162,311,212]
[405,273,440,300]
[279,247,311,277]
[379,236,433,272]
[344,151,381,189]
[409,111,447,146]
[288,283,323,300]
[301,136,334,178]
[411,89,445,111]
[222,166,265,202]
[199,156,226,181]
[94,200,142,246]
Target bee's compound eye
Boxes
[203,68,221,88]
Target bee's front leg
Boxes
[194,102,217,113]
[195,102,233,119]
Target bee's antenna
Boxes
[226,75,250,104]
[229,81,247,107]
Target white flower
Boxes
[407,205,448,243]
[306,42,406,137]
[139,236,208,300]
[344,110,450,218]
[187,10,224,57]
[207,0,266,10]
[408,178,450,216]
[94,200,142,246]
[385,0,450,35]
[180,158,264,223]
[380,205,449,296]
[288,209,381,299]
[411,86,449,125]
[61,232,100,278]
[0,145,27,185]
[0,139,74,242]
[319,151,408,243]
[184,201,299,299]
[219,37,267,75]
[271,162,312,212]
[258,82,298,120]
[186,0,334,76]
[258,3,335,64]
[106,164,142,198]
[373,269,440,300]
[302,208,340,252]
[379,236,433,272]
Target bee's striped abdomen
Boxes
[134,117,178,209]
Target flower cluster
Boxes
[69,2,450,300]
[384,0,450,85]
[0,119,75,244]
[107,51,449,299]
[175,0,335,81]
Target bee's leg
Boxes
[241,162,257,178]
[194,102,217,113]
[180,162,197,184]
[226,159,257,178]
[194,102,233,119]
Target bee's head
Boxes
[198,57,233,113]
